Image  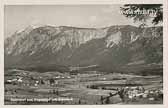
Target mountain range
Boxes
[4,25,163,73]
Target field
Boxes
[4,67,163,105]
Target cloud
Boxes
[89,15,98,22]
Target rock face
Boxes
[4,25,163,72]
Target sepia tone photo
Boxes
[4,4,163,105]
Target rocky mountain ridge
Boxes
[5,25,163,72]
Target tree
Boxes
[78,99,81,104]
[49,78,55,85]
[105,97,110,104]
[41,79,45,84]
[100,96,104,104]
[120,4,163,26]
[118,88,125,102]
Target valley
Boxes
[4,66,163,105]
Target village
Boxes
[4,69,163,104]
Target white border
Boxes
[0,0,167,108]
[2,0,164,5]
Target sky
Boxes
[4,5,141,38]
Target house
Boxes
[17,78,23,83]
[123,86,145,99]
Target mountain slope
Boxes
[4,25,163,72]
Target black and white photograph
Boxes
[3,3,167,105]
